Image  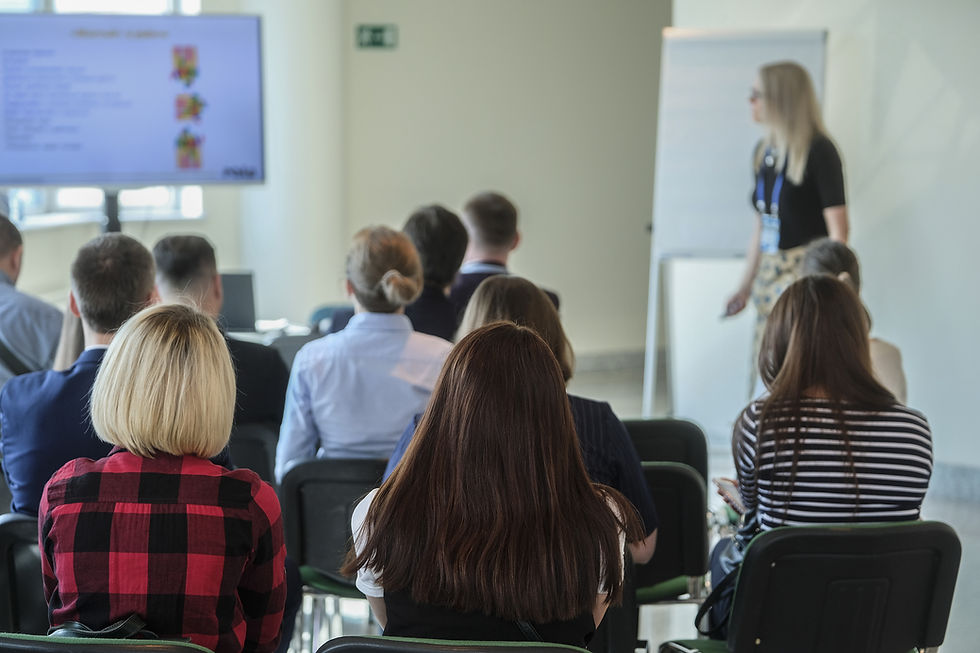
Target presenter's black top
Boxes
[751,134,846,250]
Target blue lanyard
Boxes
[755,150,785,216]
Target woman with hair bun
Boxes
[275,226,452,479]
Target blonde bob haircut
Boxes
[91,303,236,459]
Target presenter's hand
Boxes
[723,287,751,317]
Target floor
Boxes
[303,364,978,652]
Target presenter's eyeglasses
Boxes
[749,88,763,102]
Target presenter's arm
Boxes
[823,205,849,243]
[724,213,762,317]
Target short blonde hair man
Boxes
[91,303,236,459]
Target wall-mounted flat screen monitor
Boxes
[0,13,264,186]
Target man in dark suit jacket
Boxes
[0,234,158,515]
[449,191,560,322]
[153,235,289,428]
[327,204,469,341]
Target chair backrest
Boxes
[0,633,213,653]
[622,420,707,482]
[269,333,320,370]
[727,521,961,653]
[0,513,48,634]
[227,423,279,485]
[634,462,708,589]
[0,462,12,514]
[280,458,388,586]
[317,635,589,653]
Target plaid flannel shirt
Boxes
[39,448,286,653]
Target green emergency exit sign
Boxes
[357,24,398,49]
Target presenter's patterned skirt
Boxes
[751,246,806,360]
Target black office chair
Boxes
[634,463,708,605]
[0,463,12,515]
[622,420,707,483]
[227,423,279,486]
[660,521,962,653]
[280,458,388,648]
[0,633,212,653]
[317,635,589,653]
[0,513,48,635]
[269,333,320,370]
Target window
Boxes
[2,0,204,228]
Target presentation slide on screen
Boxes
[0,14,263,185]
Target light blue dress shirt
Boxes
[275,312,452,481]
[0,270,62,389]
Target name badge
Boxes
[760,213,780,254]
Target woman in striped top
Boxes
[733,275,932,542]
[705,275,933,638]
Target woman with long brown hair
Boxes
[384,275,658,564]
[706,275,932,637]
[343,322,642,646]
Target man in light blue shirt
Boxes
[0,216,62,388]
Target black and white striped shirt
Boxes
[735,398,932,535]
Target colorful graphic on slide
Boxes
[176,128,203,169]
[171,46,199,86]
[176,93,206,121]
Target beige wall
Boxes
[344,0,668,355]
[674,1,980,467]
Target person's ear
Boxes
[212,272,223,308]
[345,279,355,297]
[510,230,521,252]
[147,286,161,306]
[9,244,23,279]
[68,290,82,318]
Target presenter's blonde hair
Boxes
[91,303,235,459]
[754,61,827,184]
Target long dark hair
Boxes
[343,322,641,622]
[740,275,896,518]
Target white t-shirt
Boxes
[350,488,626,598]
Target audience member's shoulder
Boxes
[0,366,67,404]
[226,334,282,362]
[407,330,454,355]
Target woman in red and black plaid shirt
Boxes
[39,304,286,653]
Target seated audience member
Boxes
[0,216,62,387]
[705,275,933,638]
[40,304,286,653]
[344,323,642,646]
[275,226,451,480]
[387,275,658,563]
[153,235,290,426]
[329,205,469,341]
[801,236,908,403]
[0,234,158,515]
[449,191,560,321]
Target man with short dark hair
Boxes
[0,216,62,387]
[153,234,289,428]
[0,233,158,515]
[449,191,560,321]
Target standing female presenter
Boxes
[724,61,849,356]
